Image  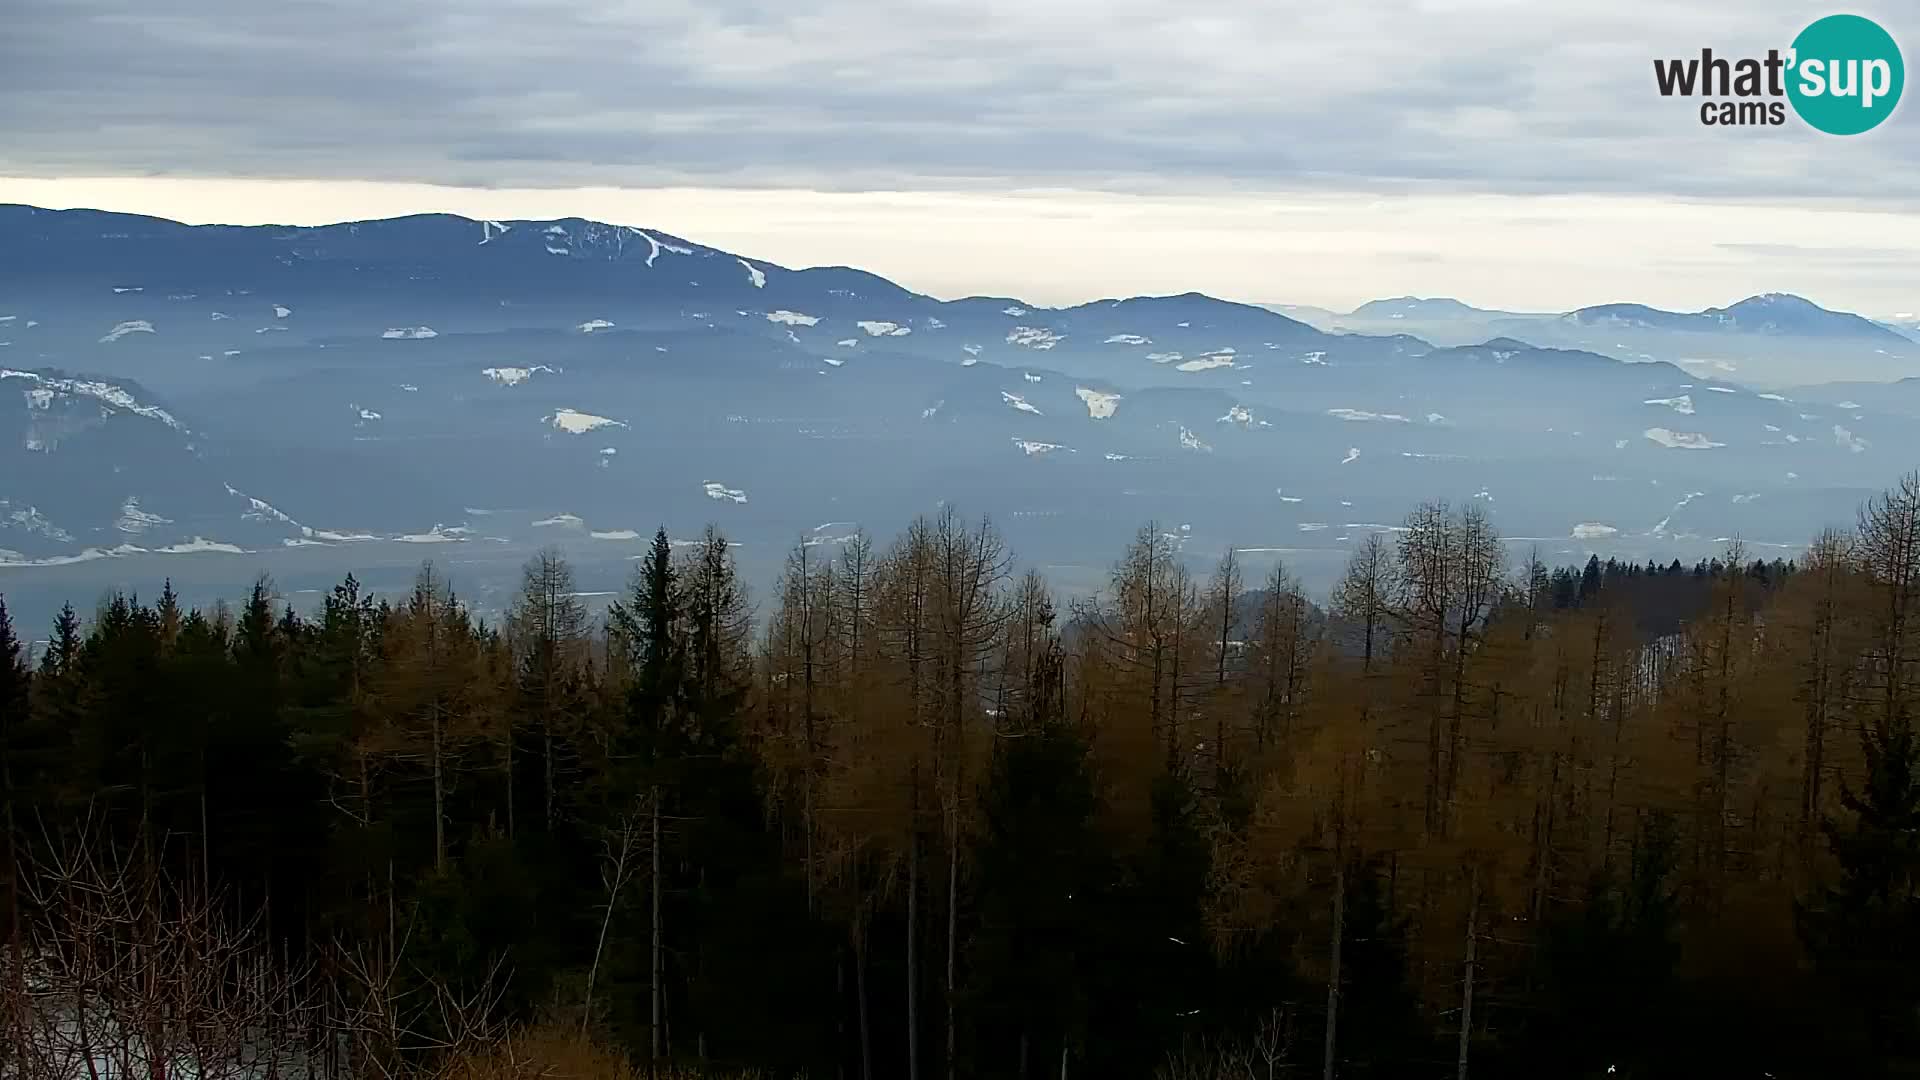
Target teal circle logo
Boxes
[1787,14,1903,134]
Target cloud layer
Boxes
[6,0,1917,199]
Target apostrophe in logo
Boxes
[1652,13,1903,134]
[1787,14,1903,134]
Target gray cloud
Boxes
[3,0,1918,201]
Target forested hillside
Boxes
[4,478,1920,1079]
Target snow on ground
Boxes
[1176,352,1235,372]
[1007,326,1064,349]
[1572,522,1619,539]
[1834,425,1870,453]
[547,409,626,434]
[1179,426,1212,452]
[1105,334,1150,345]
[113,286,142,293]
[858,320,911,337]
[1341,448,1361,464]
[1012,439,1069,456]
[1644,395,1695,415]
[1643,427,1724,449]
[1328,408,1411,423]
[922,400,944,419]
[484,365,555,386]
[1075,388,1121,419]
[156,538,246,554]
[395,526,469,544]
[1104,453,1131,461]
[838,339,859,348]
[114,497,172,534]
[1276,489,1304,503]
[533,513,586,528]
[273,305,291,318]
[383,326,438,339]
[578,319,616,332]
[1003,305,1029,316]
[1837,400,1861,409]
[1299,351,1328,365]
[255,326,289,334]
[591,529,642,541]
[1219,405,1253,426]
[1024,373,1042,383]
[823,357,846,367]
[546,244,571,256]
[0,544,138,567]
[1706,387,1736,394]
[766,310,820,326]
[1759,393,1789,402]
[4,506,71,541]
[738,259,767,288]
[1001,392,1042,415]
[704,482,748,503]
[99,320,154,343]
[356,407,382,421]
[211,312,232,321]
[1652,491,1709,536]
[225,484,307,533]
[1146,352,1182,363]
[1,370,186,430]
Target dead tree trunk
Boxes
[1457,868,1479,1080]
[1323,861,1343,1080]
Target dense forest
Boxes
[4,476,1920,1079]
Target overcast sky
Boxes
[3,0,1916,313]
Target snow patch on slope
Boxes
[99,320,155,343]
[1001,392,1042,415]
[1643,427,1724,450]
[1,370,186,431]
[1644,395,1695,415]
[1007,326,1063,349]
[1075,388,1120,419]
[484,365,555,386]
[547,409,626,434]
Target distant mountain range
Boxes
[2,204,1916,631]
[1267,291,1917,373]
